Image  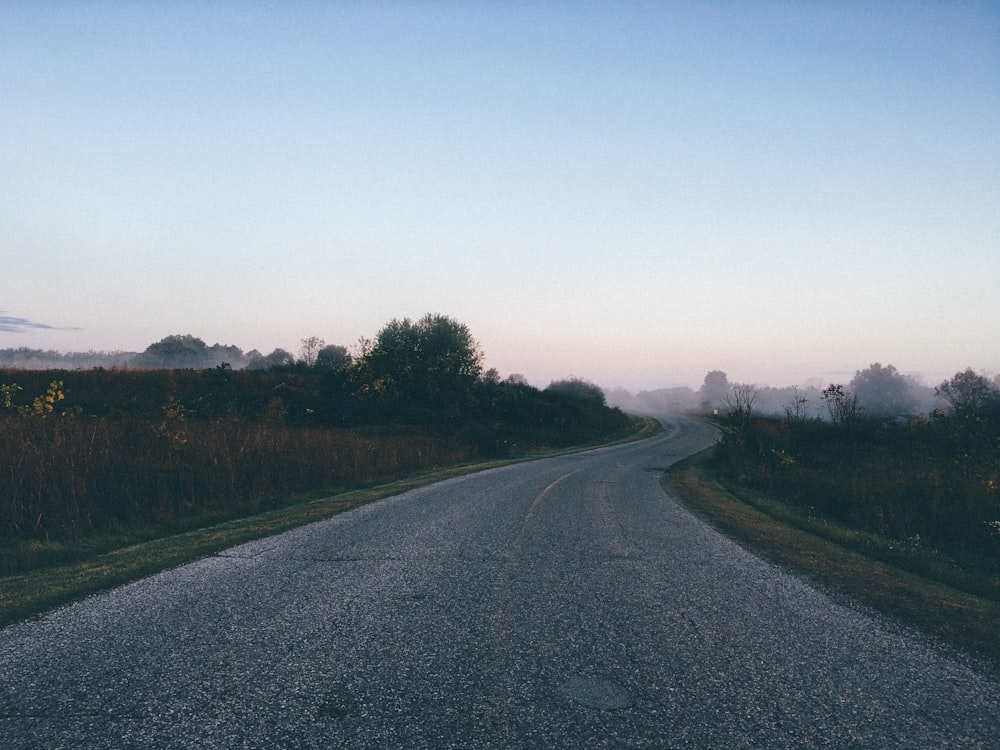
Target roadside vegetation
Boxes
[0,314,637,590]
[671,367,1000,664]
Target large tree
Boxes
[849,363,915,419]
[135,334,213,368]
[699,370,729,410]
[936,368,999,416]
[315,344,351,371]
[134,335,246,369]
[353,314,483,421]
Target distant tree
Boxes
[628,386,699,413]
[0,347,61,368]
[935,368,999,416]
[724,382,759,421]
[700,370,729,410]
[603,387,633,409]
[315,344,350,371]
[245,348,296,370]
[135,335,213,368]
[849,363,916,419]
[64,350,137,369]
[546,378,606,407]
[205,343,246,368]
[783,386,811,423]
[822,384,863,426]
[299,337,325,367]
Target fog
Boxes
[0,336,296,372]
[605,364,1000,421]
[3,338,997,422]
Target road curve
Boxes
[1,415,997,748]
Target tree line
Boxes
[1,313,624,439]
[0,334,343,371]
[610,363,1000,423]
[0,315,634,543]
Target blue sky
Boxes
[2,1,998,390]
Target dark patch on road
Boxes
[317,690,355,719]
[558,676,634,710]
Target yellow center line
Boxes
[521,469,579,525]
[504,468,582,591]
[486,468,581,740]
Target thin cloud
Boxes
[0,315,80,333]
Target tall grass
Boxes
[0,413,478,545]
[712,412,1000,578]
[0,369,634,564]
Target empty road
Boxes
[1,415,997,748]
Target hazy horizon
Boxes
[4,3,998,392]
[0,327,980,395]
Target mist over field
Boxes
[3,332,997,425]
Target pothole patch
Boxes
[316,690,354,719]
[558,676,634,710]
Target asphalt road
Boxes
[1,415,997,748]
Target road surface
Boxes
[1,415,997,748]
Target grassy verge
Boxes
[0,416,658,629]
[668,447,1000,669]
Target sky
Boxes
[2,1,998,391]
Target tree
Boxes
[822,384,863,426]
[849,363,916,419]
[352,314,483,421]
[546,378,606,407]
[935,368,999,416]
[315,344,350,371]
[299,337,325,367]
[132,335,246,369]
[783,386,810,423]
[700,370,729,411]
[135,334,213,368]
[245,348,296,370]
[724,382,759,421]
[206,343,246,369]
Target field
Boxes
[711,409,1000,580]
[0,367,637,579]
